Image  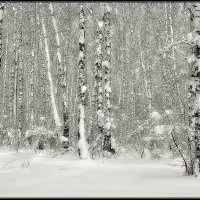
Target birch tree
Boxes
[187,2,200,175]
[95,17,104,137]
[77,3,90,159]
[102,4,115,155]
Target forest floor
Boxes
[0,147,199,197]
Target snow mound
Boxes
[150,111,161,121]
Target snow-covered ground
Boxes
[0,148,199,197]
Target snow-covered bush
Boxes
[149,111,162,121]
[25,126,58,151]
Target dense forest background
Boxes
[0,2,197,173]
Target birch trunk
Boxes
[188,3,200,175]
[102,4,115,155]
[40,5,61,128]
[95,17,104,135]
[77,4,90,159]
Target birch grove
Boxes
[0,2,200,177]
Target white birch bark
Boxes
[77,4,90,159]
[95,17,104,133]
[102,3,115,155]
[187,3,200,175]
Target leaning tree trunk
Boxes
[102,4,115,156]
[49,3,69,146]
[77,3,90,159]
[40,4,61,128]
[187,3,200,175]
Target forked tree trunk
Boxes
[77,4,90,159]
